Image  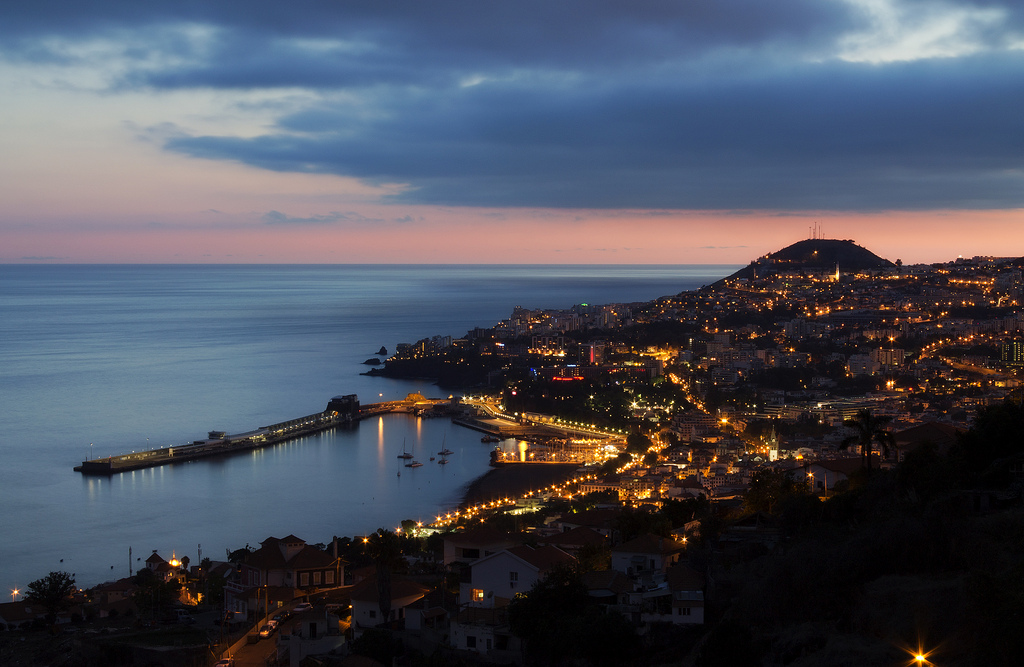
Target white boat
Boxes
[407,460,423,468]
[438,432,453,457]
[397,438,413,459]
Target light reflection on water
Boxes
[1,263,734,590]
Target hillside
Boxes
[717,238,895,285]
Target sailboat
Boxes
[437,433,453,457]
[397,438,413,459]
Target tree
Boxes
[25,571,77,625]
[840,408,894,471]
[508,566,638,666]
[951,398,1024,486]
[367,528,404,626]
[745,468,808,515]
[626,432,653,454]
[131,568,181,619]
[574,543,611,574]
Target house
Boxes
[534,526,607,556]
[452,545,574,657]
[800,456,879,494]
[144,551,180,582]
[451,604,520,659]
[582,568,637,617]
[349,575,431,638]
[225,535,344,618]
[0,601,38,630]
[90,577,136,605]
[893,422,964,460]
[460,545,575,609]
[546,508,623,539]
[662,563,706,625]
[442,527,520,566]
[0,599,84,629]
[278,610,346,667]
[404,587,452,635]
[610,534,687,583]
[88,578,139,619]
[238,535,344,591]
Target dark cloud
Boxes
[167,53,1024,210]
[5,1,1024,211]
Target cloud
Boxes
[5,1,1024,212]
[262,210,384,225]
[165,51,1024,210]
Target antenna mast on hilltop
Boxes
[808,221,823,240]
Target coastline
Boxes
[460,463,580,507]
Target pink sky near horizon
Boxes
[3,204,1020,266]
[2,134,1019,265]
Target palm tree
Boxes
[366,529,403,626]
[840,408,895,471]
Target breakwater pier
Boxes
[75,395,366,475]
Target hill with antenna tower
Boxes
[716,225,895,285]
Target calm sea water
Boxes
[0,264,734,591]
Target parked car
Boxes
[272,611,290,623]
[258,620,278,638]
[292,602,313,613]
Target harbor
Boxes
[74,394,624,475]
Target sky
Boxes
[1,0,1022,264]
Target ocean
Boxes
[0,264,736,591]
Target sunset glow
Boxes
[2,2,1023,264]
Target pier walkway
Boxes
[74,395,371,475]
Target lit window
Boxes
[472,588,484,602]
